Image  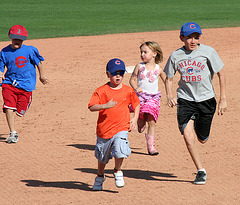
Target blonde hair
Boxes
[140,41,163,64]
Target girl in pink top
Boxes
[129,41,166,155]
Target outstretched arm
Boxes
[165,77,177,107]
[37,62,49,85]
[217,69,227,115]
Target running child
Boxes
[164,22,227,184]
[0,25,49,143]
[88,58,140,191]
[129,41,165,155]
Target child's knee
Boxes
[183,130,195,146]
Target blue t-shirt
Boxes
[0,44,44,92]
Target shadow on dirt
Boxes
[0,134,7,141]
[21,179,118,193]
[76,168,192,183]
[67,143,149,155]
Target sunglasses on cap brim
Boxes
[109,71,125,76]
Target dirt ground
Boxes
[0,27,239,205]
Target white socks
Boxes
[198,168,206,174]
[10,131,17,134]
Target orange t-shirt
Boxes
[88,83,140,139]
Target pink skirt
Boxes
[137,91,161,122]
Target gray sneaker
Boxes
[7,132,19,143]
[194,171,207,185]
[93,175,106,191]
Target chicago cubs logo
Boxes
[189,24,196,29]
[186,67,194,75]
[15,56,27,68]
[115,60,121,65]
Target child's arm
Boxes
[0,60,5,83]
[89,99,117,112]
[0,71,4,82]
[217,69,227,115]
[0,72,3,84]
[159,67,166,83]
[165,77,177,107]
[129,103,140,131]
[37,62,49,85]
[129,64,142,93]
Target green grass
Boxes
[0,0,239,41]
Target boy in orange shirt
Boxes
[88,58,140,191]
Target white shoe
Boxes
[7,132,18,143]
[114,170,125,188]
[93,175,105,191]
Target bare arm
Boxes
[129,103,140,131]
[0,71,4,83]
[159,67,166,84]
[129,64,142,93]
[37,62,49,84]
[89,99,117,112]
[165,77,177,107]
[0,66,7,83]
[217,69,227,115]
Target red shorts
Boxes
[2,84,32,116]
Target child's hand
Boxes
[39,76,49,85]
[129,117,138,131]
[218,98,227,115]
[135,87,143,93]
[104,99,117,109]
[167,97,177,107]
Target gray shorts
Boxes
[95,131,131,164]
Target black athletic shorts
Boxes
[177,97,216,141]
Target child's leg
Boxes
[114,158,125,188]
[5,108,19,143]
[97,161,106,176]
[145,114,158,155]
[93,161,106,191]
[114,157,124,171]
[184,120,208,184]
[5,108,16,132]
[183,119,203,170]
[137,115,146,133]
[146,114,156,136]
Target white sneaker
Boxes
[7,132,18,143]
[93,175,105,191]
[114,170,125,188]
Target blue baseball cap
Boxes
[106,58,126,74]
[180,22,202,36]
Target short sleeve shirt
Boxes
[0,44,44,91]
[88,83,140,139]
[164,44,224,102]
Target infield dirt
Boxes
[0,27,239,205]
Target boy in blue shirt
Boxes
[0,25,49,143]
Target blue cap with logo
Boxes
[106,58,126,74]
[180,22,202,36]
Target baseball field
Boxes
[0,1,240,204]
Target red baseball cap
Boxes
[8,25,28,41]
